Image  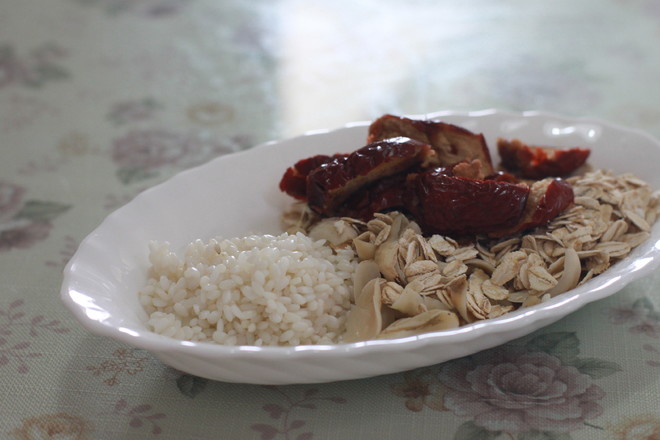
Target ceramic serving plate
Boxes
[61,110,660,384]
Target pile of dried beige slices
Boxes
[283,169,659,342]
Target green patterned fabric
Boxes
[1,0,659,438]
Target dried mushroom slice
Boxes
[343,278,384,343]
[546,247,581,297]
[353,260,382,302]
[375,240,404,282]
[390,284,428,316]
[373,213,407,282]
[445,275,471,323]
[353,231,376,260]
[381,281,404,305]
[377,310,460,339]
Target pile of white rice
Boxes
[138,232,357,346]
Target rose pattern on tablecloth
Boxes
[0,181,71,252]
[440,348,605,436]
[0,43,69,89]
[111,129,244,184]
[10,413,93,440]
[643,344,660,368]
[18,131,106,177]
[251,386,347,440]
[390,331,622,440]
[607,413,660,440]
[0,299,70,374]
[186,102,235,126]
[107,98,162,126]
[86,348,152,386]
[606,296,660,369]
[390,368,446,412]
[106,399,167,436]
[1,0,659,437]
[0,181,25,220]
[9,400,169,438]
[606,297,660,339]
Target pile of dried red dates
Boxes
[279,114,590,238]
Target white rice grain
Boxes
[139,232,356,346]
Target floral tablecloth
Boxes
[1,0,659,439]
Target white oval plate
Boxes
[61,110,660,384]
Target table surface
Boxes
[2,0,659,439]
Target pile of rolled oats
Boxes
[283,170,659,342]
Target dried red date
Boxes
[279,116,578,238]
[498,138,590,179]
[306,137,433,216]
[279,154,345,200]
[337,174,408,220]
[404,169,530,235]
[368,114,495,176]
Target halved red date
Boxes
[306,137,433,216]
[498,138,590,179]
[404,169,530,235]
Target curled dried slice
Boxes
[381,281,404,305]
[445,275,470,323]
[353,260,381,302]
[373,213,407,282]
[353,231,376,260]
[391,284,427,316]
[546,248,581,297]
[377,309,459,339]
[343,278,384,343]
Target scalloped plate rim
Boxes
[60,109,660,377]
